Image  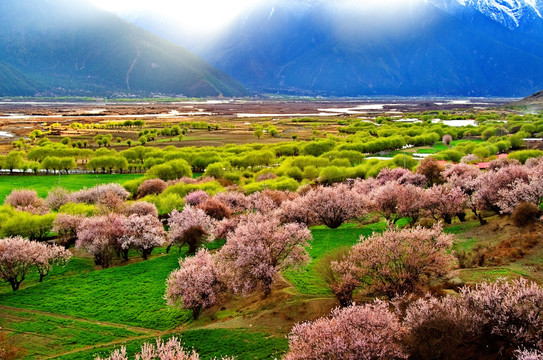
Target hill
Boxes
[0,0,247,98]
[509,89,543,110]
[0,62,40,96]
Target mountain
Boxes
[509,89,543,110]
[128,0,543,97]
[0,62,40,96]
[0,0,247,97]
[432,0,543,29]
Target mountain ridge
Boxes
[0,0,247,97]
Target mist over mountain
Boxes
[0,0,247,97]
[128,0,543,97]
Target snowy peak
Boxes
[432,0,543,28]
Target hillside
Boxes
[0,0,247,98]
[509,89,543,110]
[0,62,40,96]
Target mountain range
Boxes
[127,0,543,97]
[0,0,247,97]
[1,0,543,98]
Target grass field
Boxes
[284,221,387,295]
[54,329,288,360]
[0,174,143,203]
[3,214,537,359]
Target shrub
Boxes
[137,179,167,198]
[197,198,231,220]
[512,202,541,227]
[0,212,56,240]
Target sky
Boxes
[90,0,256,33]
[90,0,428,33]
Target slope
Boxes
[0,0,247,97]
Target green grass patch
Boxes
[416,148,437,154]
[283,222,387,295]
[1,308,147,359]
[444,221,480,235]
[0,257,95,294]
[0,174,143,202]
[54,329,288,360]
[0,251,191,330]
[458,267,526,284]
[453,237,480,253]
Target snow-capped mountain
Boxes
[432,0,543,29]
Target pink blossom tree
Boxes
[0,237,70,290]
[285,301,407,360]
[165,249,222,319]
[213,191,250,214]
[370,182,424,224]
[344,224,456,297]
[184,190,209,206]
[168,206,217,254]
[461,278,543,352]
[403,278,543,358]
[424,185,468,224]
[52,213,84,248]
[217,214,311,296]
[396,184,427,225]
[34,244,72,282]
[516,349,543,360]
[303,184,363,229]
[125,201,159,218]
[246,191,280,214]
[377,167,427,187]
[472,165,531,223]
[45,187,70,211]
[276,196,314,226]
[120,215,167,260]
[496,176,543,214]
[4,189,43,209]
[69,183,130,204]
[76,214,126,268]
[4,189,47,214]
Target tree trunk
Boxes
[188,241,197,255]
[474,209,487,225]
[192,305,202,320]
[9,279,20,291]
[122,249,129,261]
